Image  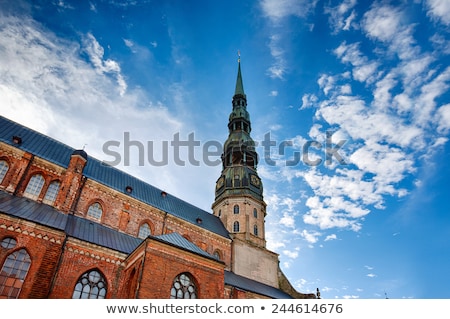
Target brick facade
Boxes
[0,116,316,299]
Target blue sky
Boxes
[1,0,449,299]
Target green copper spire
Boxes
[234,54,245,97]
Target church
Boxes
[0,60,318,299]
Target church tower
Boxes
[212,57,280,287]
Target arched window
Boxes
[1,237,16,249]
[87,202,103,220]
[24,174,45,200]
[0,160,9,184]
[233,204,239,214]
[253,208,258,218]
[170,273,197,299]
[233,221,240,232]
[72,269,107,299]
[0,248,31,298]
[138,223,151,239]
[253,224,258,236]
[43,181,60,205]
[213,250,221,260]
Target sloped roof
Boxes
[0,191,68,230]
[0,116,229,239]
[153,232,219,261]
[224,270,293,299]
[0,190,142,254]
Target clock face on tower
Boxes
[250,174,260,187]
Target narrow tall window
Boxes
[72,269,107,299]
[233,204,239,214]
[233,221,240,232]
[138,223,151,239]
[87,202,103,220]
[253,208,258,218]
[213,250,221,260]
[43,181,60,205]
[0,160,9,184]
[170,273,197,299]
[253,224,258,236]
[24,174,45,200]
[0,248,31,298]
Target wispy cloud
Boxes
[324,0,358,33]
[83,32,127,96]
[260,0,317,22]
[259,0,318,80]
[264,2,450,240]
[0,12,220,211]
[425,0,450,25]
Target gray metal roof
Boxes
[153,232,219,261]
[0,191,68,230]
[65,214,143,254]
[0,116,229,239]
[0,190,142,254]
[224,270,293,299]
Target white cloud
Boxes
[426,0,450,25]
[334,42,380,83]
[83,33,127,96]
[342,295,360,299]
[301,229,321,244]
[362,4,402,42]
[280,213,296,228]
[362,4,419,60]
[267,34,286,79]
[300,93,318,109]
[437,104,450,133]
[325,234,337,241]
[260,0,317,21]
[325,0,357,33]
[287,3,450,235]
[283,250,299,259]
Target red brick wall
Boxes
[48,239,126,299]
[0,216,65,298]
[138,239,224,299]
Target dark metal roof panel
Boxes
[83,159,230,238]
[65,215,142,254]
[0,116,230,239]
[154,232,219,260]
[0,191,68,230]
[224,271,293,299]
[0,117,72,167]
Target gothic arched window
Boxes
[87,202,103,220]
[72,269,107,299]
[253,208,258,218]
[24,174,45,200]
[138,223,151,239]
[0,160,9,184]
[43,181,60,205]
[233,204,239,214]
[0,248,31,298]
[170,273,197,299]
[233,221,240,232]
